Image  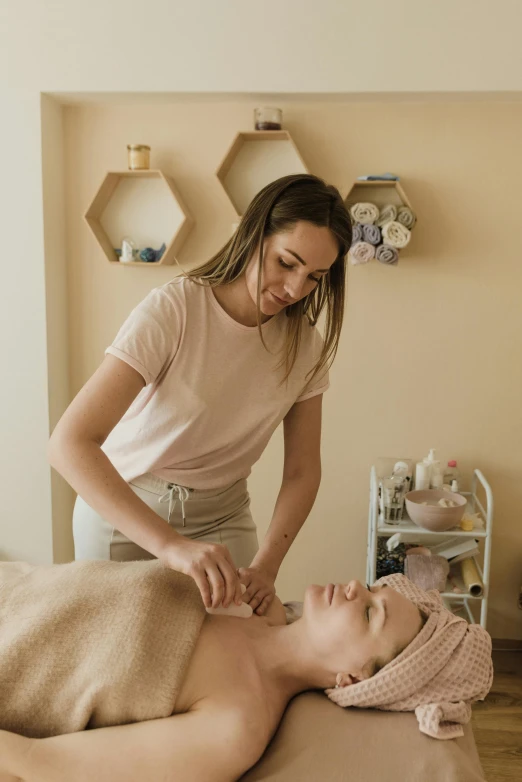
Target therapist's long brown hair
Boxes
[186,174,352,382]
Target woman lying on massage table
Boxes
[0,560,492,782]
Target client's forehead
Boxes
[378,586,423,650]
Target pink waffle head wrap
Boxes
[325,574,493,740]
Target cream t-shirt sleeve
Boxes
[295,325,330,403]
[296,365,330,402]
[105,287,180,386]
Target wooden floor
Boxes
[471,650,522,781]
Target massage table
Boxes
[242,692,485,782]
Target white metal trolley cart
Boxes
[366,466,493,629]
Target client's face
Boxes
[302,580,424,684]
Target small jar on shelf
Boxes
[254,107,282,131]
[127,144,151,170]
[443,460,461,487]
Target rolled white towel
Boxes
[376,244,399,266]
[349,241,376,265]
[382,221,411,249]
[376,204,397,228]
[397,205,417,230]
[349,202,379,225]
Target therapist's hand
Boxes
[162,537,244,610]
[238,565,276,615]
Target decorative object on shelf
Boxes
[415,448,447,490]
[254,106,282,131]
[358,172,400,181]
[139,243,167,263]
[460,558,484,597]
[444,460,461,487]
[350,202,379,225]
[84,170,193,266]
[362,224,381,246]
[351,223,363,244]
[405,489,468,532]
[378,461,412,524]
[376,537,408,579]
[405,548,450,592]
[461,512,483,532]
[376,204,397,227]
[349,242,375,265]
[382,219,411,249]
[375,244,399,266]
[120,236,137,263]
[127,144,151,171]
[344,178,417,267]
[216,131,308,217]
[396,205,416,229]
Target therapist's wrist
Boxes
[149,525,185,561]
[250,553,280,580]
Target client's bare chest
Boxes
[175,617,259,711]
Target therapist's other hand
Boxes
[162,538,244,610]
[238,566,276,615]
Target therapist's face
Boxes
[244,221,338,317]
[302,580,424,685]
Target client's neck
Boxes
[240,619,331,703]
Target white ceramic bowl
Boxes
[405,489,467,532]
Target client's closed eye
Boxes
[365,583,388,623]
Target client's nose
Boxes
[346,580,365,600]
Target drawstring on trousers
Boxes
[158,483,191,527]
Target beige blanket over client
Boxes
[0,560,206,738]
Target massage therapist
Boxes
[48,174,352,616]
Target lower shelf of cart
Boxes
[440,590,484,601]
[434,567,485,601]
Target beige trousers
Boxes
[72,473,259,570]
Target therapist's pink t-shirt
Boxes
[102,277,329,490]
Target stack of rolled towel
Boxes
[349,202,417,267]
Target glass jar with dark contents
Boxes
[254,107,282,131]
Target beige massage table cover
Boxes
[242,692,485,782]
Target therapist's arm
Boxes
[251,394,323,579]
[47,354,243,609]
[47,354,180,558]
[0,706,265,782]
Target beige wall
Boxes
[62,98,522,640]
[1,2,522,639]
[5,1,522,94]
[0,90,54,564]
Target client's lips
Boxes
[326,583,335,604]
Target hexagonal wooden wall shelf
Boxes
[344,179,415,257]
[84,170,193,266]
[216,131,309,217]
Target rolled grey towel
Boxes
[376,244,399,266]
[397,205,417,230]
[362,224,382,246]
[349,202,379,225]
[349,241,375,265]
[376,204,397,227]
[351,223,363,245]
